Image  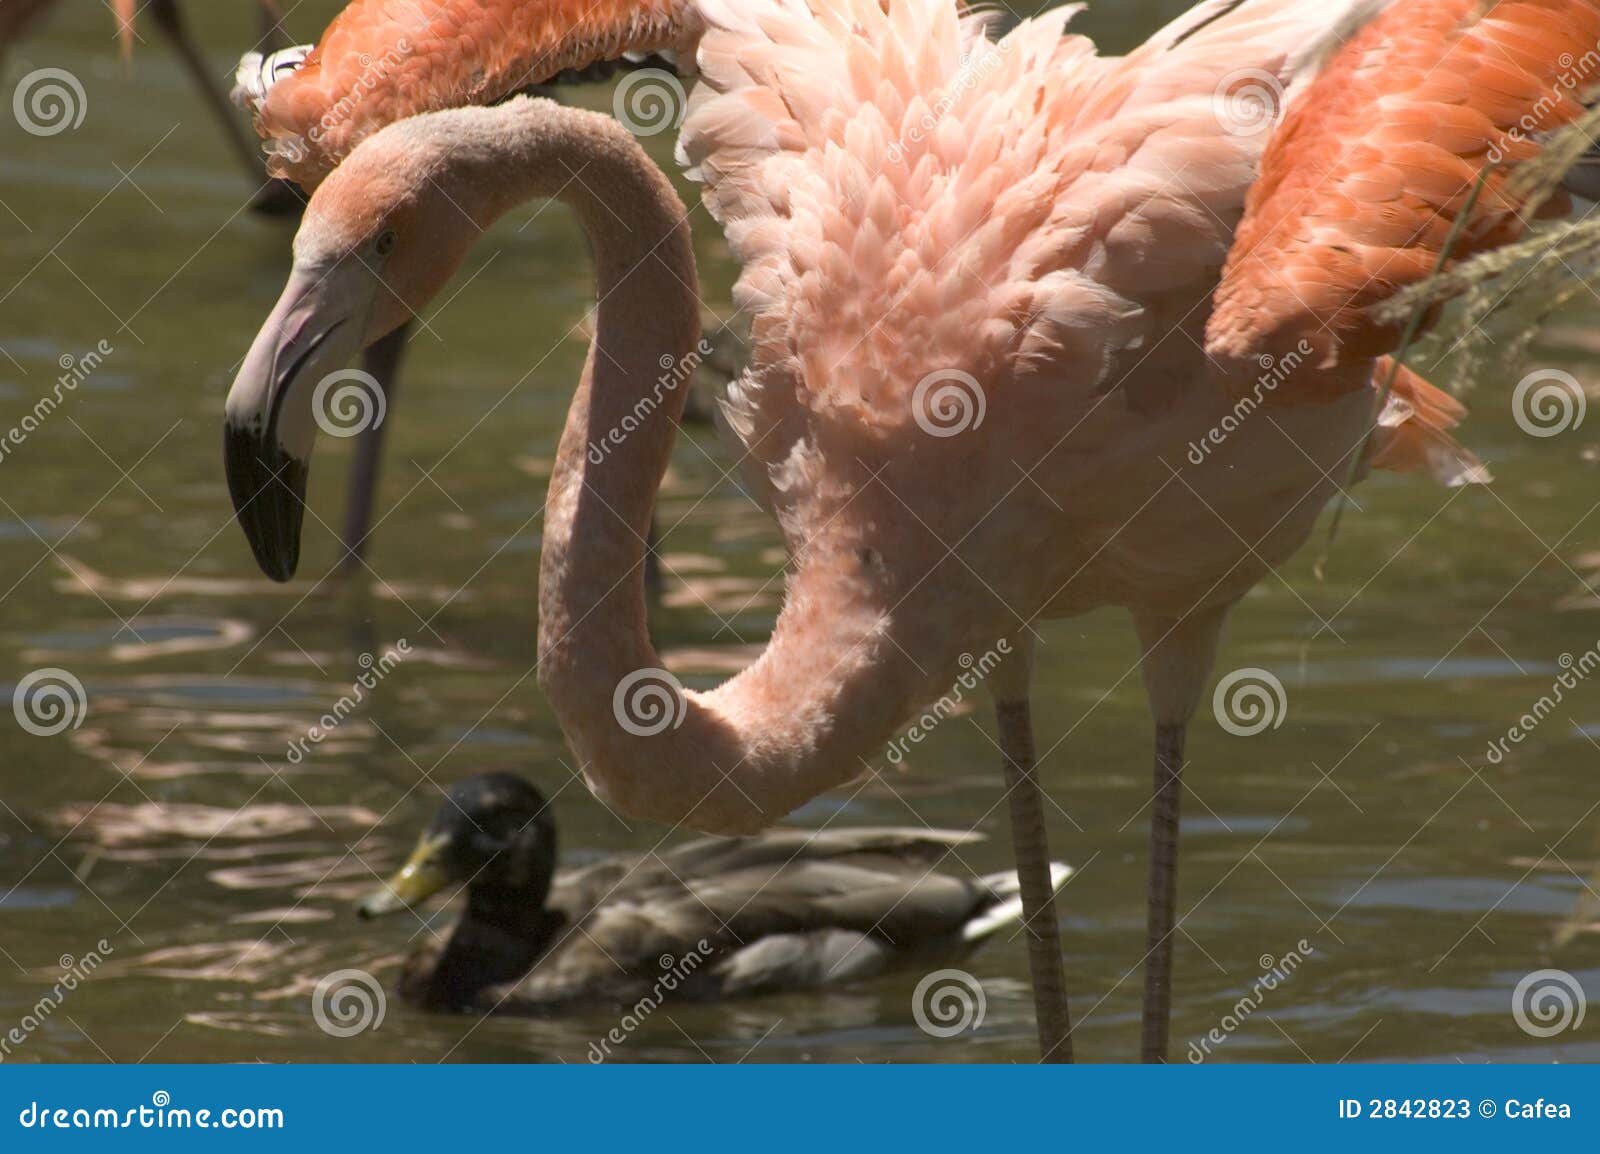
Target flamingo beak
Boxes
[224,264,369,581]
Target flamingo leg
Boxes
[255,0,289,52]
[1140,720,1187,1062]
[339,322,410,574]
[992,648,1072,1062]
[643,520,663,607]
[330,323,669,607]
[146,0,300,215]
[1132,603,1231,1063]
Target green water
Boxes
[0,2,1597,1064]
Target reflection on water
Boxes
[1,2,1598,1064]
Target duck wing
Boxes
[490,829,1046,1006]
[546,826,983,922]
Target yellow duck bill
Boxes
[358,833,454,920]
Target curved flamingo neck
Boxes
[475,109,934,834]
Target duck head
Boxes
[359,773,557,919]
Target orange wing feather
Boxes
[251,0,697,188]
[1207,0,1600,388]
[1368,358,1487,485]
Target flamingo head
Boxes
[223,107,526,581]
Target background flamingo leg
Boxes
[338,321,410,575]
[146,0,300,215]
[334,321,671,611]
[643,521,662,608]
[254,0,288,51]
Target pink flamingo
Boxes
[221,0,1600,1060]
[230,45,695,584]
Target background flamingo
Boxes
[221,0,1600,1061]
[1,0,303,213]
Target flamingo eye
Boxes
[373,229,398,258]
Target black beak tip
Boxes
[259,544,300,585]
[224,421,308,583]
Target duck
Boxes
[358,773,1071,1013]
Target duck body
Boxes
[363,775,1067,1014]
